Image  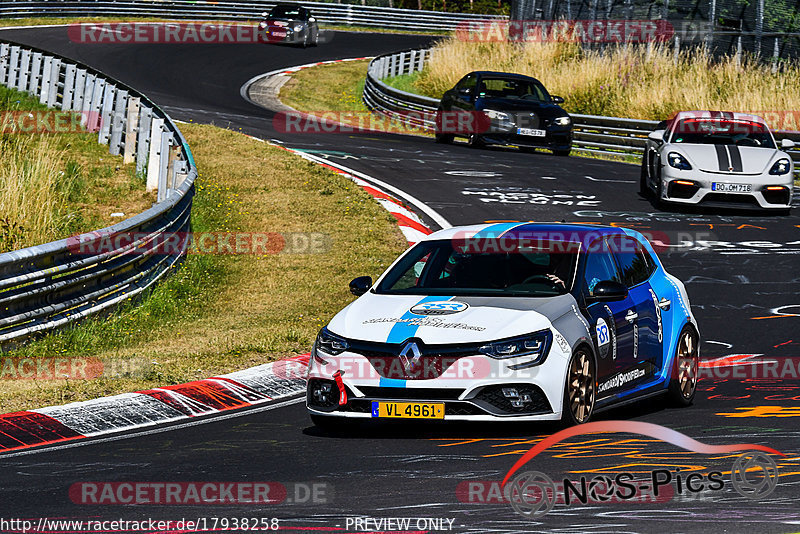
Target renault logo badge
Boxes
[399,341,422,373]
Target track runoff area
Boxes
[0,22,799,534]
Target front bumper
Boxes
[659,167,794,210]
[479,127,572,151]
[306,336,571,422]
[261,27,305,43]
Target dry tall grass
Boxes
[0,135,64,251]
[416,37,800,121]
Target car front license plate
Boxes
[270,30,286,37]
[712,182,752,193]
[517,128,546,137]
[371,401,444,419]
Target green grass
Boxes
[1,123,408,413]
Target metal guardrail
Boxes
[363,48,800,172]
[0,40,196,347]
[0,1,505,32]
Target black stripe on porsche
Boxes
[715,144,729,171]
[727,145,743,172]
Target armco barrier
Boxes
[0,1,505,32]
[362,48,800,171]
[0,40,196,347]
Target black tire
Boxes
[654,167,667,209]
[553,148,571,157]
[467,133,485,149]
[639,157,650,197]
[311,28,319,46]
[667,326,699,407]
[561,348,596,426]
[435,133,454,144]
[301,30,309,48]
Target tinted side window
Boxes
[582,238,620,296]
[457,74,477,91]
[609,236,652,287]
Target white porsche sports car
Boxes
[640,111,796,211]
[307,223,699,427]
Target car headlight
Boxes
[293,24,304,32]
[479,330,552,369]
[258,21,267,29]
[314,327,349,364]
[667,152,692,170]
[769,158,792,175]
[483,109,513,122]
[554,116,571,126]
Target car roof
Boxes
[468,71,544,83]
[422,222,629,243]
[670,110,768,125]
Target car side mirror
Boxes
[590,280,628,302]
[349,276,372,296]
[781,138,795,149]
[551,95,565,103]
[648,130,666,143]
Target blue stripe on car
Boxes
[386,295,451,344]
[379,377,407,388]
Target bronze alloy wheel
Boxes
[668,327,699,406]
[564,349,595,425]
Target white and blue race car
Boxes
[641,111,795,211]
[307,223,699,427]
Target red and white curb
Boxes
[0,354,309,454]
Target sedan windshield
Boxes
[269,6,302,18]
[376,239,578,297]
[477,77,550,101]
[670,119,775,148]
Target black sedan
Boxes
[259,4,319,47]
[435,71,572,156]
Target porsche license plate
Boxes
[712,182,752,193]
[371,401,444,419]
[517,128,546,137]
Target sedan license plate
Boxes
[712,182,752,193]
[517,128,546,137]
[371,401,444,419]
[269,30,286,37]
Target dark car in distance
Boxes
[435,71,573,156]
[259,4,319,47]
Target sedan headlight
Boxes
[483,109,513,122]
[293,24,304,32]
[667,152,692,170]
[479,330,552,369]
[314,327,349,364]
[554,116,571,126]
[258,21,267,29]
[769,158,792,175]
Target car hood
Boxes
[327,293,576,345]
[671,143,781,174]
[476,98,565,119]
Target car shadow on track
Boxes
[302,396,674,440]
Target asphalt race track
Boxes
[2,25,800,534]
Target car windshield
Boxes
[477,77,549,101]
[670,119,775,148]
[375,239,579,297]
[269,6,302,18]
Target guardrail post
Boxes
[86,75,104,132]
[61,63,77,111]
[72,68,87,111]
[98,83,116,145]
[38,56,52,104]
[46,58,61,107]
[157,132,171,202]
[29,52,42,95]
[109,89,127,155]
[417,49,426,71]
[17,49,30,92]
[167,143,179,192]
[146,116,164,192]
[409,50,417,75]
[137,106,152,175]
[398,52,406,76]
[0,43,9,85]
[124,96,140,164]
[8,46,20,89]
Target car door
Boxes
[608,235,663,375]
[579,237,636,392]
